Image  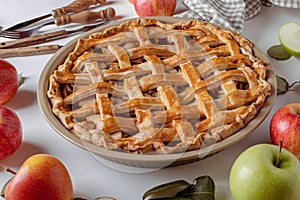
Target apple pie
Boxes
[47,18,272,154]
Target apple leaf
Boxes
[143,180,189,200]
[143,176,215,200]
[176,176,215,200]
[276,75,300,94]
[267,44,291,60]
[276,75,290,94]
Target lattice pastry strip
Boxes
[47,18,272,154]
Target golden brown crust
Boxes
[47,18,272,154]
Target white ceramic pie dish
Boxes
[37,17,277,168]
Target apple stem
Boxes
[18,73,25,87]
[6,168,16,175]
[287,81,300,93]
[289,80,300,88]
[276,141,283,167]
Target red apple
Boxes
[270,103,300,159]
[133,0,176,17]
[4,154,74,200]
[0,105,22,160]
[0,58,19,105]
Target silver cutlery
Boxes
[0,7,115,39]
[0,19,116,49]
[0,0,106,32]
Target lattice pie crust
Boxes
[47,18,271,154]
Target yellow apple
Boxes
[4,154,73,200]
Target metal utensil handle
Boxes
[55,7,116,26]
[52,0,107,17]
[2,14,52,32]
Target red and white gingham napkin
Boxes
[175,0,300,33]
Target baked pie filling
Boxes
[47,18,272,154]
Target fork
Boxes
[0,7,115,39]
[0,21,55,39]
[0,19,117,49]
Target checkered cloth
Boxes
[175,0,300,33]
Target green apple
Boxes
[279,22,300,57]
[229,144,300,200]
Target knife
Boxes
[2,0,107,32]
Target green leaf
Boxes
[276,75,290,94]
[193,176,215,193]
[0,26,2,31]
[143,180,189,200]
[267,44,291,60]
[143,176,216,200]
[176,176,215,200]
[1,177,13,198]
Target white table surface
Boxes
[0,1,300,199]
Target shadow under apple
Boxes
[4,89,36,110]
[1,141,46,168]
